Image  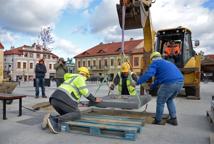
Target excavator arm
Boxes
[117,0,155,72]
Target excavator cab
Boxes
[156,27,201,99]
[155,27,196,68]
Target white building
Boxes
[4,43,58,81]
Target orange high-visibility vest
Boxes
[164,44,180,56]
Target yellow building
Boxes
[74,39,144,79]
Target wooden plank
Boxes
[210,134,214,144]
[83,114,144,122]
[77,119,142,133]
[32,102,50,110]
[78,115,143,133]
[66,121,138,132]
[0,93,26,100]
[81,115,144,126]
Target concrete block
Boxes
[92,94,152,109]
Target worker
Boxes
[46,67,102,133]
[110,62,137,96]
[137,52,184,125]
[164,41,181,64]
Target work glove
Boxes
[141,83,150,90]
[130,80,136,87]
[95,97,102,103]
[109,84,115,90]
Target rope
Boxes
[121,5,126,63]
[121,3,141,108]
[94,74,109,96]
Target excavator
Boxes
[117,0,201,99]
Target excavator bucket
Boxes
[116,2,149,30]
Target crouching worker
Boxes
[47,67,102,134]
[110,62,137,96]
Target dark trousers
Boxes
[55,78,64,87]
[50,90,81,122]
[35,78,45,97]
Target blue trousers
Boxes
[155,81,184,122]
[35,78,46,96]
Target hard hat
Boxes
[64,73,72,81]
[121,62,130,72]
[150,51,161,60]
[78,67,90,78]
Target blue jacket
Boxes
[137,59,184,89]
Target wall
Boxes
[0,50,3,83]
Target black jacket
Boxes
[35,63,47,78]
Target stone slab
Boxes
[91,94,152,109]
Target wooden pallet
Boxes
[63,115,144,141]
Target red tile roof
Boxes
[206,54,214,60]
[74,39,144,58]
[0,42,4,49]
[4,47,23,55]
[4,44,58,58]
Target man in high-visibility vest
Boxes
[47,67,102,134]
[110,62,137,96]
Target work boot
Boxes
[42,95,47,98]
[35,96,39,99]
[167,118,178,126]
[41,113,50,129]
[152,119,163,125]
[47,116,60,134]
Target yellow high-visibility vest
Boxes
[58,73,90,102]
[118,72,136,96]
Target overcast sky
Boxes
[0,0,213,58]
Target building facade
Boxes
[74,39,144,79]
[0,42,4,82]
[4,43,58,81]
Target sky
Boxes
[0,0,214,59]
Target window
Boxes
[93,60,96,66]
[17,62,21,69]
[134,57,139,67]
[104,59,108,66]
[83,61,86,67]
[23,62,27,69]
[118,58,121,65]
[49,64,52,69]
[48,55,50,59]
[99,60,101,69]
[78,61,81,67]
[88,60,91,67]
[111,59,114,66]
[30,63,33,69]
[24,52,28,57]
[43,54,46,59]
[37,53,40,58]
[29,53,33,58]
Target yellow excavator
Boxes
[116,0,201,99]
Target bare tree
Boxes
[39,26,54,50]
